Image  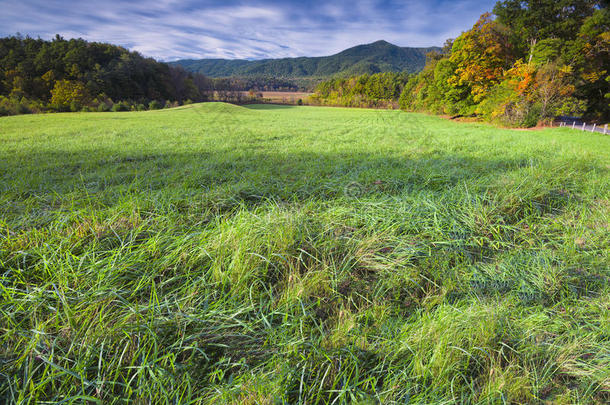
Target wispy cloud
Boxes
[0,0,497,61]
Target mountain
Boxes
[172,40,440,78]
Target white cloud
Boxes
[0,0,497,60]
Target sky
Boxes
[0,0,498,61]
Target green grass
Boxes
[0,103,609,404]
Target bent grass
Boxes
[0,103,609,403]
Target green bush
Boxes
[521,103,542,128]
[111,102,130,112]
[149,100,162,110]
[0,101,10,116]
[0,96,32,116]
[69,100,80,112]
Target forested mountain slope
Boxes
[173,40,439,78]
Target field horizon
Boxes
[1,103,609,403]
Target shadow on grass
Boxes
[2,148,590,252]
[1,149,544,202]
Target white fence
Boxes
[558,120,608,135]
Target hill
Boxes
[172,40,440,78]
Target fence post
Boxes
[592,123,596,133]
[582,122,586,131]
[572,121,576,129]
[604,124,608,135]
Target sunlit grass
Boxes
[0,103,609,403]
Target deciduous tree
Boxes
[50,79,89,110]
[448,13,514,102]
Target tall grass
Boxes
[0,103,608,403]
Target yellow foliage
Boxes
[50,79,89,108]
[449,13,513,102]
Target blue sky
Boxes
[0,0,497,61]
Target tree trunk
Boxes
[528,38,537,64]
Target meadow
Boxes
[0,103,608,404]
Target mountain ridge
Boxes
[171,40,440,78]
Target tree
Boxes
[534,63,579,121]
[50,79,89,110]
[448,13,514,103]
[529,39,564,67]
[571,7,610,120]
[493,0,603,62]
[0,35,213,115]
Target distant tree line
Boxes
[309,72,410,108]
[208,76,316,92]
[312,1,609,126]
[0,35,214,116]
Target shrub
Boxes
[0,97,11,116]
[111,101,130,112]
[0,96,32,116]
[149,100,162,110]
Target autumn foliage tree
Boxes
[311,72,410,108]
[50,80,90,111]
[392,3,609,127]
[448,13,514,103]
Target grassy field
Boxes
[0,103,609,404]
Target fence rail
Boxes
[557,120,608,134]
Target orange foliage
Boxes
[449,13,514,102]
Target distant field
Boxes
[1,104,609,403]
[240,91,312,103]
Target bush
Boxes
[149,100,162,110]
[70,100,80,112]
[0,96,32,116]
[522,103,542,128]
[136,104,146,111]
[97,103,110,112]
[0,97,11,116]
[111,101,130,112]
